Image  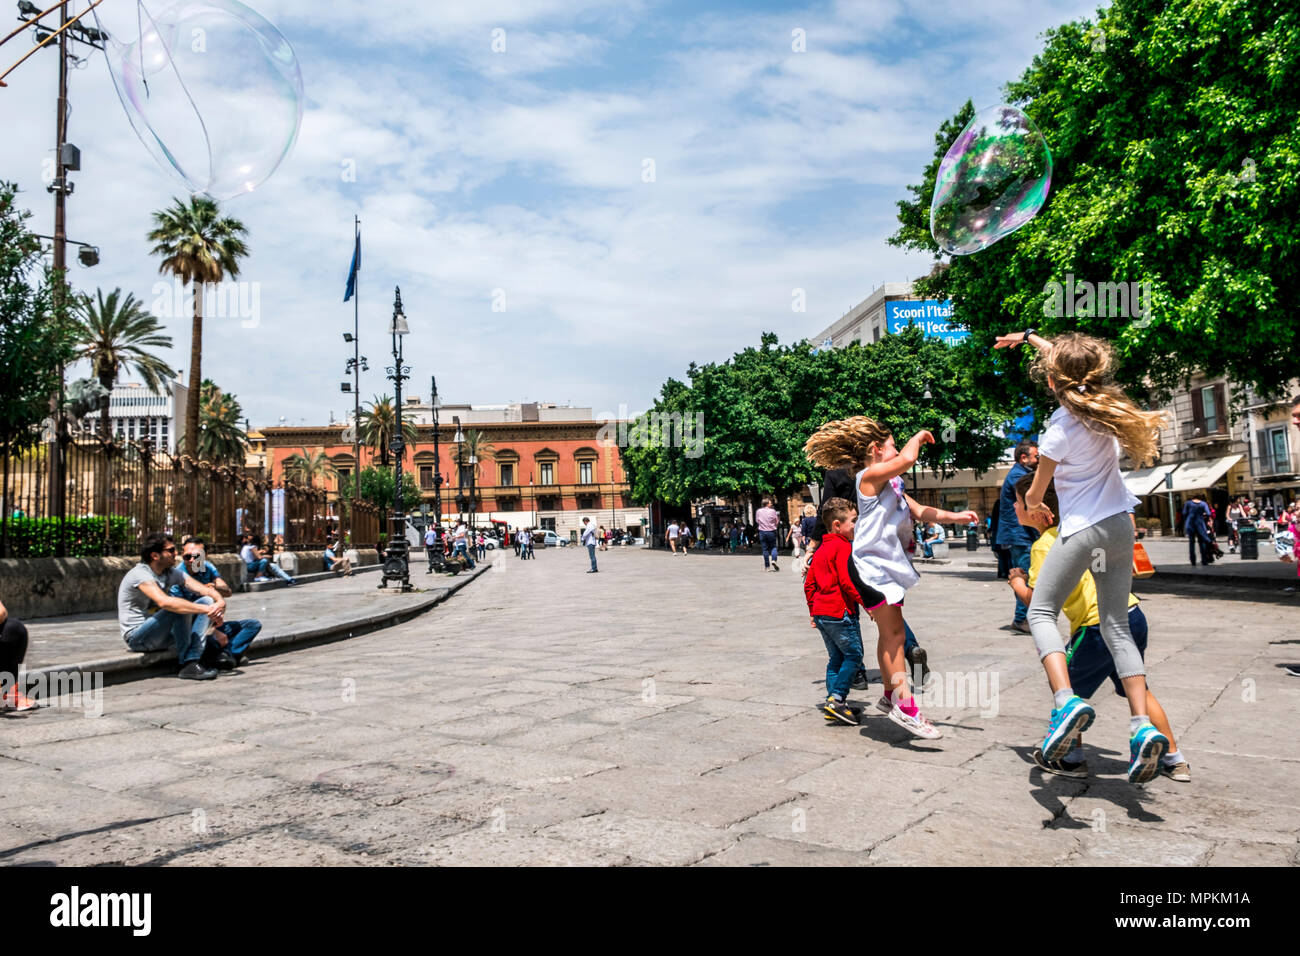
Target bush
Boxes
[2,515,134,558]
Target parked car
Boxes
[533,530,567,548]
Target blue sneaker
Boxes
[1128,723,1169,785]
[1041,696,1095,761]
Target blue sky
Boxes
[2,0,1103,428]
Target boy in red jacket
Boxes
[805,497,864,725]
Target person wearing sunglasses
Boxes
[118,532,227,680]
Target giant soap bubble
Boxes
[100,0,302,200]
[930,104,1052,255]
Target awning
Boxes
[1121,463,1180,496]
[1163,455,1244,493]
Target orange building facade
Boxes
[263,408,642,538]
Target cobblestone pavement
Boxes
[3,546,1296,866]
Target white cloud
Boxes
[0,0,1100,426]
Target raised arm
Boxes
[858,430,934,498]
[993,329,1053,352]
[904,494,978,526]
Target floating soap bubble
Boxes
[98,0,303,200]
[930,104,1052,255]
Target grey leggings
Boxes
[1028,510,1146,680]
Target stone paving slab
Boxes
[1,545,1297,866]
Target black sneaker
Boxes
[906,645,930,682]
[1032,747,1087,778]
[850,669,871,691]
[214,650,237,671]
[1285,664,1300,678]
[178,662,218,681]
[821,698,859,726]
[235,653,251,667]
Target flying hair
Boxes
[1031,333,1166,465]
[803,416,893,470]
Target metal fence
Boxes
[0,437,381,559]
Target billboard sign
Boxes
[885,299,968,345]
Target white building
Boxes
[84,376,189,454]
[809,282,924,348]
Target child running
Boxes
[994,330,1170,785]
[804,497,864,725]
[805,417,978,740]
[1007,473,1190,782]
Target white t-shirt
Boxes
[667,523,679,538]
[1037,406,1139,537]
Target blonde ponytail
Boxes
[804,416,893,469]
[1032,333,1166,465]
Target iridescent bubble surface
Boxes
[930,104,1052,255]
[101,0,303,200]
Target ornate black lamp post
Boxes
[453,415,465,528]
[379,286,412,590]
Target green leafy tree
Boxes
[0,182,76,453]
[148,196,249,456]
[340,466,420,513]
[358,394,417,467]
[72,287,176,439]
[623,328,1008,507]
[196,379,248,464]
[890,0,1300,408]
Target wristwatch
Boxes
[1022,328,1037,344]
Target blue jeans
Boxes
[1009,543,1032,622]
[124,607,208,666]
[453,542,475,568]
[216,619,262,658]
[587,543,598,570]
[247,559,293,582]
[759,530,778,567]
[815,613,864,701]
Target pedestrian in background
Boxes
[581,517,599,573]
[756,497,780,572]
[997,440,1040,632]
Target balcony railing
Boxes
[1255,448,1300,478]
[1180,419,1228,442]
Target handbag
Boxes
[1132,542,1155,578]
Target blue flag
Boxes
[343,231,360,301]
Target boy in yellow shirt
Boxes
[1007,473,1190,782]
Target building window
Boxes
[539,462,553,485]
[541,517,557,531]
[419,465,433,490]
[500,463,514,487]
[337,467,351,488]
[1201,386,1219,434]
[579,461,593,484]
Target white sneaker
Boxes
[888,703,942,739]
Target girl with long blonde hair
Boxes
[804,415,979,740]
[994,329,1170,784]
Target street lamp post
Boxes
[379,286,411,591]
[453,416,464,528]
[469,453,478,555]
[430,375,443,534]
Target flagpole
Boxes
[352,215,361,519]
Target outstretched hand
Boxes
[993,332,1027,350]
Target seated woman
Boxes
[1,596,37,711]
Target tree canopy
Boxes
[0,183,75,451]
[622,328,1010,507]
[891,0,1300,408]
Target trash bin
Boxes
[1239,525,1258,560]
[966,529,979,551]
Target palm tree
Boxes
[147,196,248,457]
[358,394,417,467]
[196,380,248,464]
[71,288,176,440]
[455,428,496,484]
[283,447,337,489]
